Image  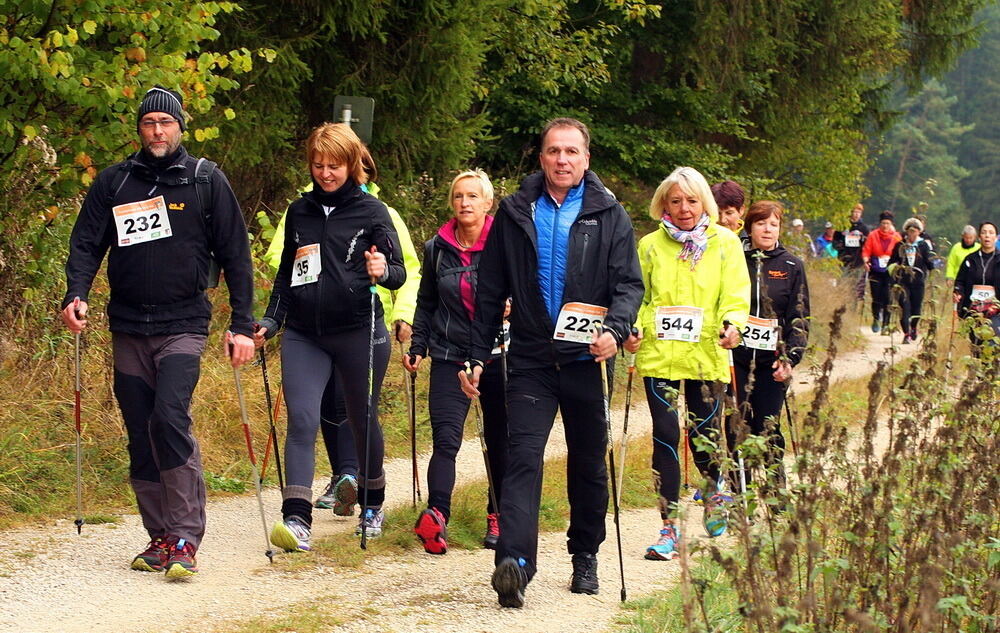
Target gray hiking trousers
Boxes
[113,332,207,547]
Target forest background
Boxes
[2,0,999,334]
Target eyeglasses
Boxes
[139,118,179,130]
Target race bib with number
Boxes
[741,315,779,351]
[113,196,172,247]
[553,302,608,344]
[905,252,916,267]
[971,285,995,302]
[654,306,704,342]
[291,244,321,287]
[492,321,511,355]
[845,232,861,248]
[877,255,890,268]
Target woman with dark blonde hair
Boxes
[406,168,509,555]
[731,200,809,495]
[255,123,406,550]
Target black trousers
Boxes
[870,270,891,325]
[732,357,787,486]
[896,276,926,336]
[318,373,360,477]
[426,359,507,519]
[495,360,612,583]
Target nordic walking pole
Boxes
[616,327,639,503]
[465,362,500,517]
[402,344,421,507]
[783,392,798,457]
[727,349,748,509]
[260,384,283,481]
[497,324,510,428]
[360,247,378,550]
[258,342,284,490]
[229,333,275,564]
[72,297,85,535]
[595,324,627,603]
[680,379,690,490]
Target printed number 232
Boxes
[123,213,161,234]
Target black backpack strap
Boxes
[193,157,217,238]
[193,157,221,288]
[105,163,131,206]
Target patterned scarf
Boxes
[662,213,711,269]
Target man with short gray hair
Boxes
[461,117,643,608]
[946,225,981,283]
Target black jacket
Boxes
[261,184,405,336]
[733,244,810,368]
[954,249,1000,317]
[63,147,254,337]
[888,238,934,284]
[833,220,870,268]
[469,170,643,369]
[410,232,499,363]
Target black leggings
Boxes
[870,270,891,325]
[318,373,360,477]
[280,325,389,521]
[643,377,723,520]
[732,358,787,486]
[426,359,507,520]
[896,276,926,336]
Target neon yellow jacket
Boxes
[634,222,751,382]
[262,183,421,327]
[946,240,980,281]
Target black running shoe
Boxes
[491,557,527,608]
[570,552,599,595]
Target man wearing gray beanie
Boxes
[60,85,256,579]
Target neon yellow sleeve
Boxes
[385,205,422,325]
[263,210,288,273]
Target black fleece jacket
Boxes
[409,234,498,363]
[733,244,810,368]
[63,147,254,337]
[261,182,405,337]
[888,238,934,283]
[468,170,643,369]
[954,249,1000,317]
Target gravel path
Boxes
[0,328,912,633]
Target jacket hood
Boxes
[504,170,618,218]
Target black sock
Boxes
[282,498,313,527]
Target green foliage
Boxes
[945,4,1000,227]
[0,0,269,329]
[865,80,972,238]
[629,302,1000,633]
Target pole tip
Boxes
[266,549,275,564]
[620,589,627,602]
[74,518,84,534]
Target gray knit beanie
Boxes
[137,86,186,131]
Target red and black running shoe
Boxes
[414,507,448,555]
[131,537,170,572]
[164,538,198,579]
